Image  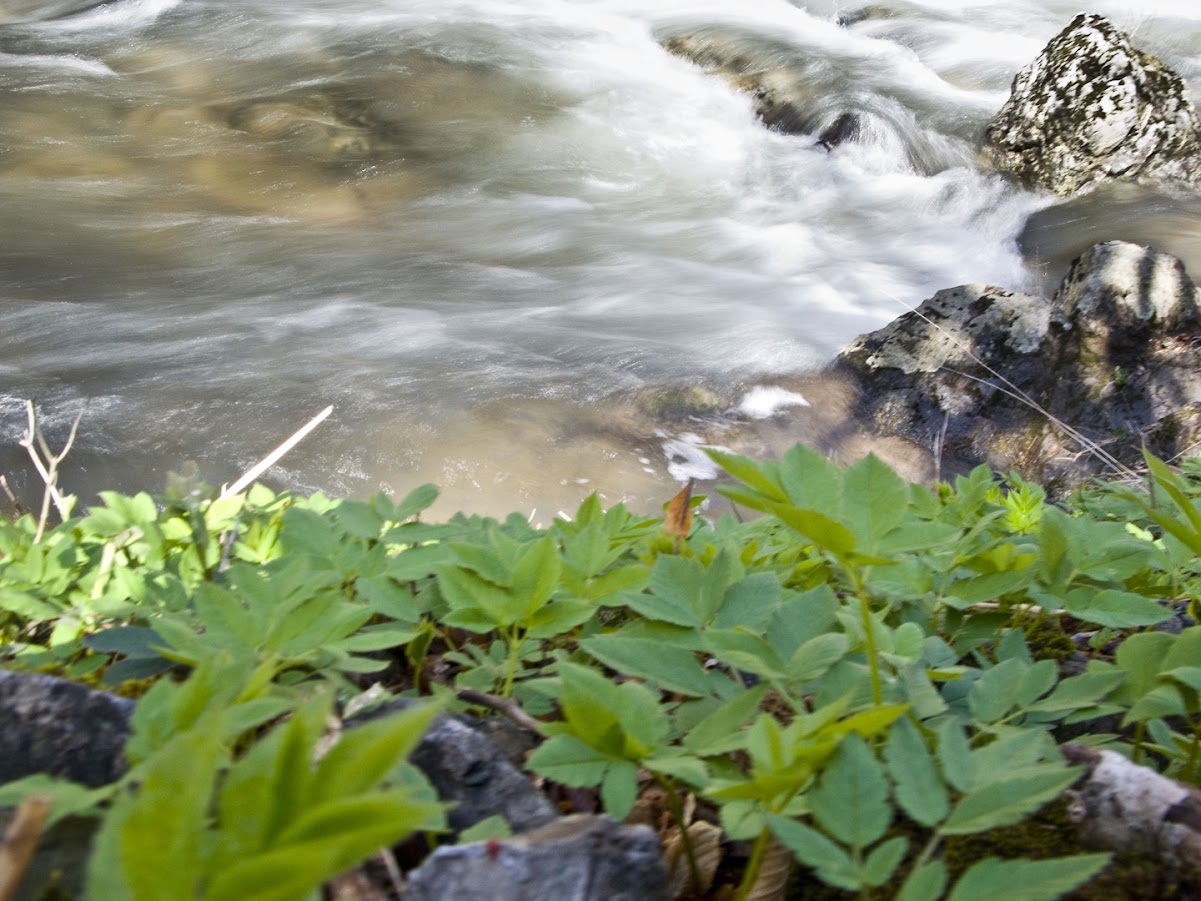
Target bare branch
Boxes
[221,405,334,499]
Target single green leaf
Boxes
[946,854,1110,901]
[937,720,975,793]
[1063,589,1173,629]
[884,718,948,827]
[512,535,562,619]
[843,453,908,548]
[786,633,851,683]
[391,483,440,521]
[968,658,1026,724]
[311,703,439,805]
[601,759,639,819]
[941,766,1082,835]
[87,714,224,900]
[809,734,891,849]
[706,449,787,504]
[862,835,909,887]
[682,683,769,756]
[1016,659,1059,709]
[898,861,949,901]
[771,504,856,557]
[526,734,611,786]
[766,815,858,892]
[580,635,712,697]
[1025,670,1125,714]
[457,815,513,844]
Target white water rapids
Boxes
[2,0,1201,516]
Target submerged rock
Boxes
[836,240,1201,492]
[661,28,823,136]
[985,14,1201,197]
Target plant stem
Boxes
[655,774,703,896]
[734,827,773,901]
[853,572,883,706]
[501,627,523,698]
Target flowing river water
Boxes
[2,0,1201,518]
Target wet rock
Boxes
[816,112,861,151]
[985,14,1201,197]
[0,0,106,23]
[0,670,133,788]
[406,814,670,901]
[661,28,823,136]
[836,240,1201,493]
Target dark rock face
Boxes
[985,14,1201,197]
[407,815,671,901]
[836,241,1201,493]
[0,670,134,788]
[395,704,558,835]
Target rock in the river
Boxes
[662,28,822,136]
[985,14,1201,197]
[406,815,671,901]
[836,240,1201,492]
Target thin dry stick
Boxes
[456,688,546,735]
[0,795,53,901]
[0,475,23,517]
[220,405,334,499]
[377,849,406,898]
[20,400,87,542]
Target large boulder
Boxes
[836,240,1201,492]
[984,14,1201,197]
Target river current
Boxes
[2,0,1201,517]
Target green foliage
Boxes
[13,446,1201,899]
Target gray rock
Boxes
[0,671,133,901]
[403,707,558,835]
[835,240,1201,493]
[407,815,670,901]
[0,670,134,788]
[985,14,1201,197]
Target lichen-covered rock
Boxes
[835,241,1201,493]
[985,14,1201,197]
[407,815,671,901]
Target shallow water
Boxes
[2,0,1200,516]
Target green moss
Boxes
[943,798,1201,900]
[1012,608,1077,662]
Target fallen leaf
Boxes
[664,479,695,552]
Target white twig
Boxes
[19,400,86,542]
[220,406,334,499]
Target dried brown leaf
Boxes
[0,795,53,901]
[664,478,695,552]
[744,837,792,901]
[663,820,723,899]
